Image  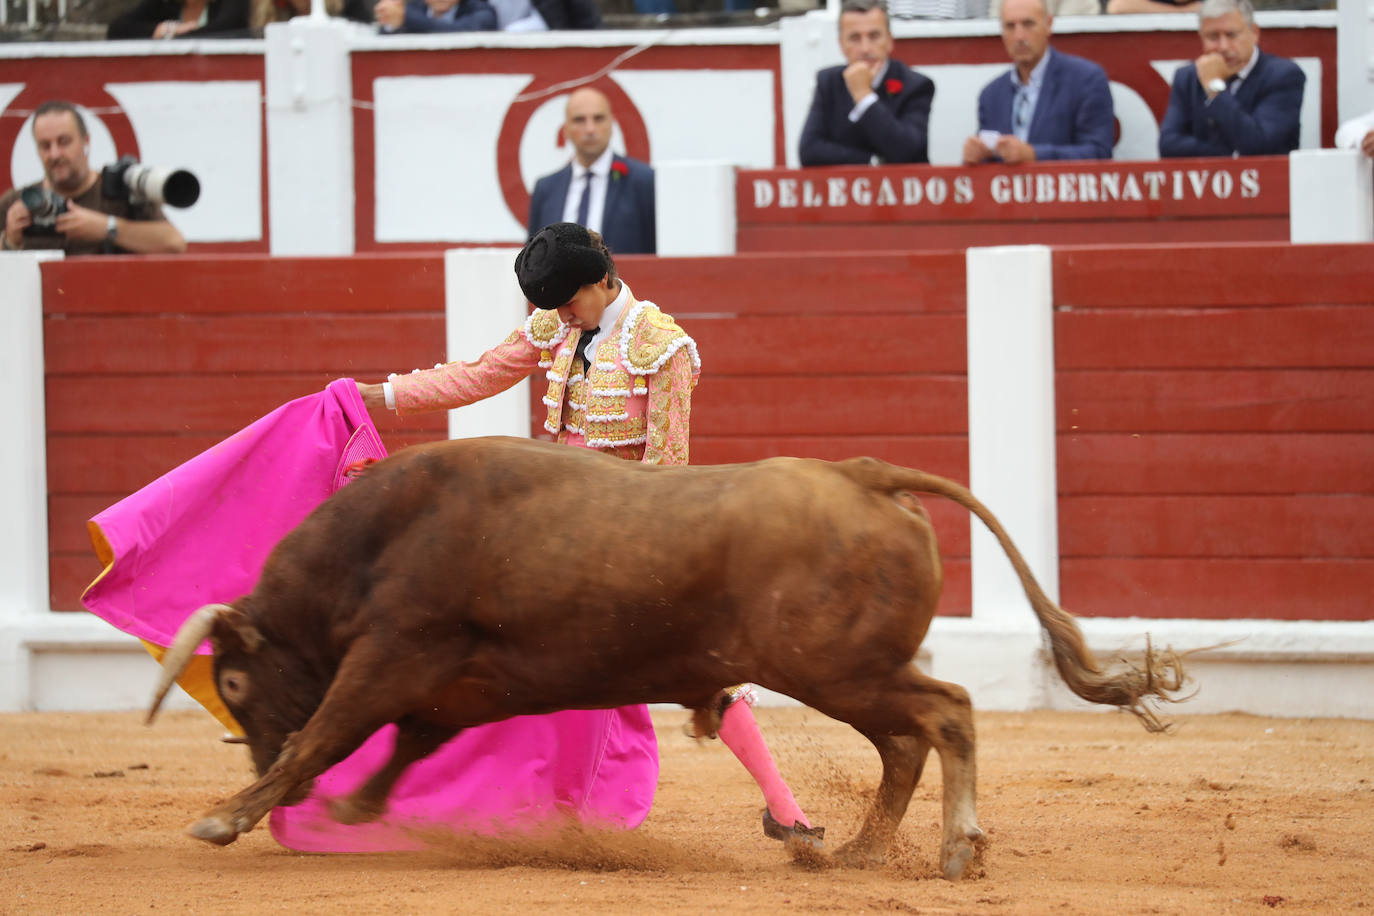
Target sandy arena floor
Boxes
[2,706,1371,914]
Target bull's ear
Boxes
[212,605,264,654]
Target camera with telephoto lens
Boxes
[101,154,201,208]
[19,186,69,234]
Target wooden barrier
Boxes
[737,157,1290,252]
[1052,243,1374,621]
[43,254,450,612]
[39,243,1372,625]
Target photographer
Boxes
[1,100,187,256]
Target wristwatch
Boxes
[105,214,118,243]
[1207,77,1227,95]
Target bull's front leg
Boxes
[189,729,333,845]
[189,639,423,846]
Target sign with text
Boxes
[735,157,1290,251]
[740,157,1288,224]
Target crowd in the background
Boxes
[102,0,603,36]
[6,0,1370,257]
[799,0,1306,167]
[91,0,1323,38]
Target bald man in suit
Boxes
[527,88,656,255]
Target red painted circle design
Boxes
[495,78,650,231]
[2,84,141,190]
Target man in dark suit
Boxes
[1159,0,1304,158]
[527,88,655,255]
[798,0,934,167]
[962,0,1114,165]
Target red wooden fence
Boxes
[1052,243,1374,621]
[41,243,1372,622]
[43,254,450,611]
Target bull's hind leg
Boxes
[831,733,929,866]
[328,717,460,825]
[811,664,983,880]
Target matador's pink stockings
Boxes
[717,699,812,829]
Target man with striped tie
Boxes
[527,87,656,255]
[961,0,1115,165]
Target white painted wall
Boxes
[265,18,355,254]
[1289,148,1374,243]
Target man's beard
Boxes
[47,162,88,195]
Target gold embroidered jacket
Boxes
[390,286,701,466]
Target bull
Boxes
[148,435,1186,880]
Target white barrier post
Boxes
[1290,148,1374,243]
[0,251,56,710]
[655,161,737,257]
[924,245,1058,711]
[0,252,58,624]
[965,245,1060,618]
[443,248,530,440]
[264,18,354,255]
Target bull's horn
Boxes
[146,603,229,726]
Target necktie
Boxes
[1013,87,1032,138]
[574,326,600,374]
[1226,75,1241,94]
[575,171,593,228]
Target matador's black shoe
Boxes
[762,809,826,850]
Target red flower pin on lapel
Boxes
[611,160,629,180]
[885,78,902,96]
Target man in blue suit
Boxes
[798,0,934,166]
[1158,0,1304,158]
[962,0,1114,165]
[527,88,655,255]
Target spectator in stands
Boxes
[1,101,186,256]
[251,0,374,29]
[962,0,1113,164]
[889,0,989,18]
[1335,110,1374,158]
[527,87,655,255]
[991,0,1097,15]
[107,0,249,37]
[490,0,600,28]
[1105,0,1195,13]
[1158,0,1303,158]
[374,0,495,31]
[798,0,935,166]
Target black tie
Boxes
[574,327,599,374]
[1225,75,1241,94]
[575,172,593,228]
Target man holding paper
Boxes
[961,0,1115,165]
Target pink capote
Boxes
[81,379,658,852]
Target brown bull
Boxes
[149,435,1186,880]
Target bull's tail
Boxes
[844,458,1187,732]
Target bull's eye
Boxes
[220,670,249,704]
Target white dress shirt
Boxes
[576,279,630,375]
[560,146,613,234]
[1335,110,1374,151]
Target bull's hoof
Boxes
[188,816,239,846]
[328,795,386,826]
[941,826,986,881]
